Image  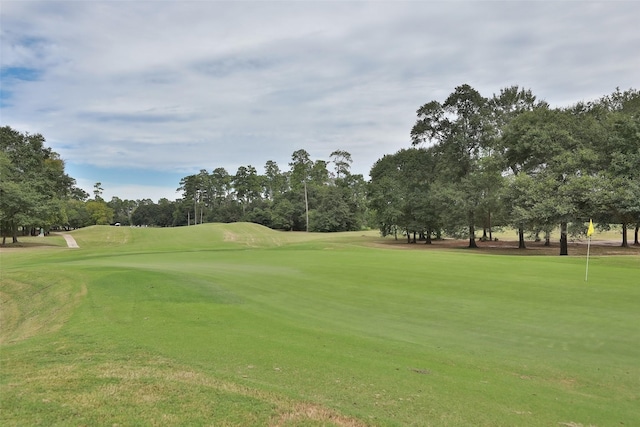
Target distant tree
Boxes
[489,86,545,132]
[369,148,440,241]
[129,198,175,227]
[499,103,603,254]
[339,172,368,230]
[368,163,403,238]
[172,198,191,226]
[108,197,137,225]
[85,200,114,225]
[70,186,90,201]
[270,195,296,230]
[489,86,544,246]
[289,149,313,231]
[84,182,114,225]
[210,167,233,204]
[592,88,640,247]
[411,84,494,248]
[310,160,330,187]
[156,198,176,226]
[93,182,104,201]
[263,160,287,200]
[0,150,43,242]
[1,126,74,243]
[310,185,360,232]
[330,149,353,179]
[64,198,91,230]
[233,165,262,216]
[178,174,200,225]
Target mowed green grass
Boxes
[1,224,639,426]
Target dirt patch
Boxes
[558,422,597,427]
[271,402,368,427]
[0,242,59,252]
[368,237,640,256]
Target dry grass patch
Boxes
[0,276,86,344]
[96,358,367,427]
[2,354,368,426]
[272,402,369,427]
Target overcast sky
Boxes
[2,1,639,201]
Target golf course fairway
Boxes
[1,223,638,426]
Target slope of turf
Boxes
[1,224,639,426]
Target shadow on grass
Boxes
[369,237,640,256]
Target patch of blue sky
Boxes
[66,163,185,189]
[1,66,43,81]
[0,87,12,108]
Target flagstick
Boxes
[585,236,591,282]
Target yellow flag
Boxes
[587,219,594,237]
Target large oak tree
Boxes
[1,126,74,243]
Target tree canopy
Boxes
[397,85,640,252]
[3,85,637,252]
[1,126,75,243]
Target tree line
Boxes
[1,126,75,244]
[1,131,369,239]
[370,85,640,253]
[171,149,368,232]
[2,85,639,253]
[64,149,369,232]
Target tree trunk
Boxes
[406,229,411,244]
[412,231,417,244]
[518,225,526,249]
[12,222,19,244]
[621,223,628,248]
[425,229,432,244]
[468,224,478,248]
[467,209,478,248]
[560,222,568,255]
[304,181,309,232]
[634,225,639,246]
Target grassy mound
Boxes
[1,224,639,426]
[65,222,373,251]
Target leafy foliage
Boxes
[4,86,638,250]
[1,126,74,243]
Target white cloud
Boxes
[2,0,639,200]
[74,177,180,203]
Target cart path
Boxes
[62,234,79,248]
